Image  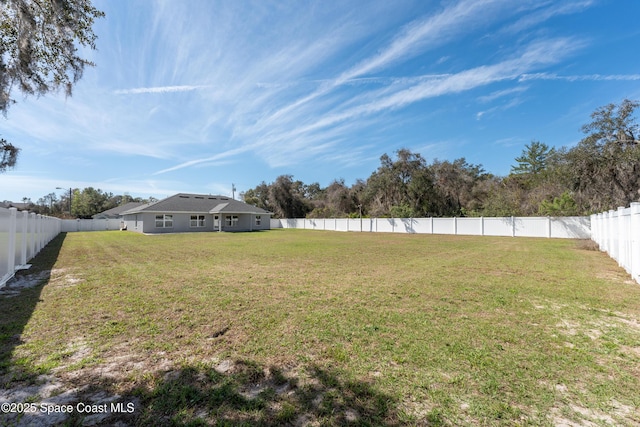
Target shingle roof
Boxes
[93,202,144,218]
[121,193,271,215]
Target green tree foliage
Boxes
[538,191,579,216]
[16,188,153,217]
[241,181,271,212]
[479,176,525,217]
[510,141,554,177]
[432,158,488,216]
[565,99,640,211]
[71,187,112,218]
[364,149,437,217]
[0,137,19,171]
[307,179,356,218]
[267,175,312,219]
[0,0,104,171]
[0,0,104,112]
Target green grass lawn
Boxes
[1,229,640,426]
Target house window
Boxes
[255,215,261,226]
[190,215,205,227]
[155,214,173,228]
[214,215,219,228]
[225,215,238,227]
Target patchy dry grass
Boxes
[1,229,640,426]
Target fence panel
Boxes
[61,218,122,232]
[432,218,454,235]
[0,208,61,287]
[0,209,11,285]
[482,218,513,236]
[271,216,592,239]
[456,218,481,236]
[550,217,591,239]
[375,218,395,233]
[591,203,640,284]
[515,217,547,238]
[411,218,431,234]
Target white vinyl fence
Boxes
[271,216,591,239]
[61,218,122,232]
[0,207,61,287]
[591,203,640,284]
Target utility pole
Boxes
[56,187,72,217]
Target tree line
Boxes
[11,189,156,219]
[243,99,640,219]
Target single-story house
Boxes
[120,193,272,233]
[93,202,144,219]
[1,201,31,211]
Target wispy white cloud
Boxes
[4,0,621,203]
[152,15,584,174]
[478,86,530,103]
[249,0,521,135]
[519,73,640,82]
[477,98,524,120]
[114,85,211,95]
[341,0,514,80]
[153,146,252,175]
[502,0,597,34]
[260,38,579,142]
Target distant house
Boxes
[120,193,271,233]
[92,202,144,219]
[1,201,31,211]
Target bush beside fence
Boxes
[591,203,640,284]
[0,207,61,287]
[271,216,591,239]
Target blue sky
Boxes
[2,0,640,203]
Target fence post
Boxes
[612,209,618,257]
[480,217,484,236]
[20,210,28,266]
[607,209,615,256]
[453,217,457,235]
[617,207,626,268]
[39,215,43,251]
[28,213,35,259]
[7,208,17,278]
[547,216,552,238]
[511,216,515,237]
[630,202,640,283]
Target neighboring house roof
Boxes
[1,202,31,211]
[121,193,271,215]
[93,202,145,219]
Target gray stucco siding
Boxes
[122,212,270,233]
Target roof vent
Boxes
[179,195,189,198]
[195,196,204,199]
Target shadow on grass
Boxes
[0,232,67,384]
[55,359,402,426]
[0,233,402,426]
